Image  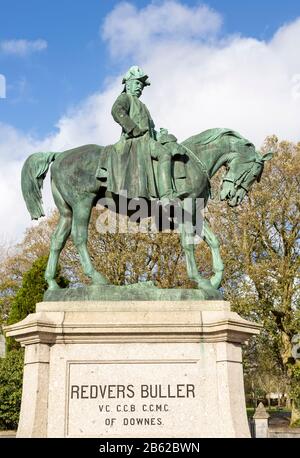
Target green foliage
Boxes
[6,255,68,351]
[0,256,68,430]
[287,362,300,426]
[290,364,300,406]
[210,137,300,423]
[0,349,24,430]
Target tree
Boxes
[60,207,194,289]
[243,332,289,408]
[290,364,300,426]
[0,209,194,327]
[0,256,68,430]
[208,136,300,424]
[6,255,68,350]
[0,349,24,430]
[0,213,58,325]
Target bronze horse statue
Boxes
[21,128,272,296]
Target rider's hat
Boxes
[122,66,151,86]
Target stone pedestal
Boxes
[253,402,270,438]
[5,300,260,438]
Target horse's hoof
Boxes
[195,277,222,299]
[47,281,62,291]
[91,272,109,285]
[210,272,223,289]
[210,278,222,289]
[196,278,213,290]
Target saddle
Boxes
[95,143,189,199]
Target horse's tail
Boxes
[21,152,58,220]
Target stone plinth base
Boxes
[5,300,260,438]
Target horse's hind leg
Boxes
[45,180,72,290]
[71,196,109,285]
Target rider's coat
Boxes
[108,92,159,198]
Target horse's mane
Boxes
[182,128,254,149]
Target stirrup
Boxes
[159,191,178,206]
[174,189,193,199]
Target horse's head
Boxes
[220,143,273,207]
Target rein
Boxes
[181,143,211,185]
[181,140,260,196]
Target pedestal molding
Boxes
[3,300,261,438]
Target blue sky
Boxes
[0,0,300,242]
[0,0,299,137]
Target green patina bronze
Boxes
[43,281,221,302]
[97,66,189,201]
[21,66,273,299]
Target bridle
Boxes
[222,158,264,194]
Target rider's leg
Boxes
[157,150,175,201]
[156,143,193,202]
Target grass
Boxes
[246,406,291,418]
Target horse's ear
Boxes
[256,150,274,162]
[262,151,274,162]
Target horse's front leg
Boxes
[179,200,222,299]
[178,198,212,292]
[202,219,224,289]
[180,223,211,290]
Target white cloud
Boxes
[1,1,300,242]
[0,159,33,245]
[0,89,121,243]
[101,1,300,144]
[0,123,47,243]
[102,1,222,58]
[0,39,47,57]
[46,88,121,151]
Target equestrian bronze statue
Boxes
[21,66,273,297]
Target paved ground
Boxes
[268,411,300,438]
[269,411,291,427]
[0,431,16,438]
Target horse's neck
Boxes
[191,139,230,178]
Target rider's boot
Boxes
[158,153,192,205]
[158,153,176,205]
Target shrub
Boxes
[0,349,24,430]
[7,255,68,351]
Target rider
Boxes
[111,65,189,202]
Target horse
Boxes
[21,128,272,296]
